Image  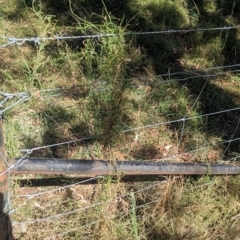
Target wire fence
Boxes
[0,9,240,239]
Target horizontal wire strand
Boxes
[122,107,240,133]
[44,198,160,240]
[1,26,239,48]
[12,182,161,224]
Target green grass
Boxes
[1,0,240,239]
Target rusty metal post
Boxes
[0,118,12,239]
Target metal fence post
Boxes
[0,117,12,240]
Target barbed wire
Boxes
[35,68,240,97]
[160,63,240,75]
[1,136,97,177]
[10,178,220,239]
[11,181,162,224]
[154,135,240,162]
[133,69,240,86]
[122,106,240,133]
[19,176,102,199]
[6,176,103,219]
[19,136,95,153]
[1,7,239,239]
[0,63,238,108]
[44,198,160,240]
[9,178,159,223]
[5,115,240,237]
[9,129,240,224]
[0,152,29,177]
[0,106,238,177]
[43,176,217,240]
[3,134,240,218]
[9,140,224,225]
[0,26,239,48]
[0,91,30,116]
[228,155,240,162]
[0,101,238,179]
[0,151,10,168]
